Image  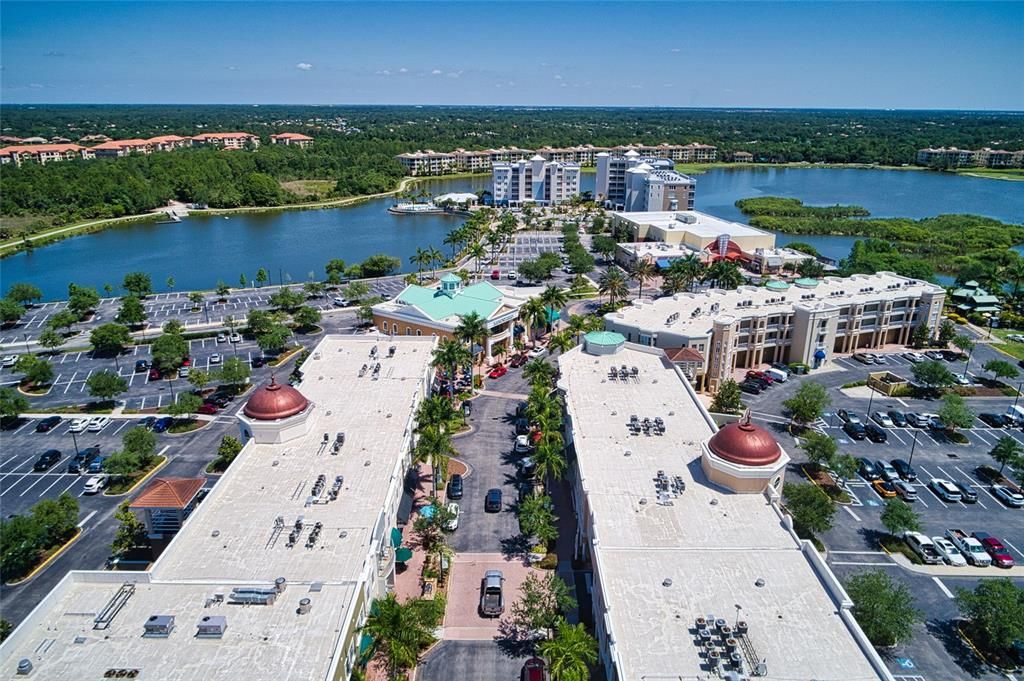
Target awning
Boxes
[358,632,374,662]
[656,258,671,269]
[814,348,827,360]
[395,547,414,563]
[390,527,402,548]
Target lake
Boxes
[3,167,1022,301]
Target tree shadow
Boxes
[924,619,989,678]
[499,533,532,561]
[857,527,887,551]
[493,618,537,659]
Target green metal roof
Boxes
[794,278,820,288]
[766,280,790,291]
[440,273,461,283]
[396,281,504,322]
[584,331,625,346]
[971,295,1000,304]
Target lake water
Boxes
[3,167,1022,301]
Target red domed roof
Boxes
[707,416,781,467]
[243,376,309,421]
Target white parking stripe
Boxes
[932,577,955,599]
[971,429,994,446]
[60,477,79,494]
[19,474,49,496]
[112,420,130,435]
[38,474,69,496]
[888,429,907,446]
[1003,538,1024,560]
[63,371,78,394]
[13,419,35,435]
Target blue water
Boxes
[2,167,1021,301]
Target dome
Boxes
[243,376,309,421]
[707,416,782,467]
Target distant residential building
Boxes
[90,139,153,158]
[78,134,112,143]
[596,151,696,211]
[0,135,23,144]
[612,142,717,162]
[270,132,314,148]
[452,148,493,172]
[20,136,48,144]
[0,143,90,166]
[395,149,457,176]
[731,150,754,163]
[492,155,581,207]
[916,146,1023,168]
[191,132,260,149]
[147,135,192,151]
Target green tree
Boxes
[709,379,743,414]
[782,482,836,536]
[538,619,598,681]
[518,493,558,546]
[590,235,617,262]
[911,360,955,389]
[937,393,974,431]
[123,426,157,462]
[166,276,175,290]
[292,305,321,330]
[122,272,153,297]
[110,500,148,556]
[567,249,595,275]
[782,381,830,428]
[36,328,66,352]
[0,619,12,643]
[983,359,1019,382]
[5,282,43,306]
[845,571,920,646]
[188,291,205,309]
[955,579,1024,653]
[938,319,957,344]
[796,258,825,279]
[360,593,441,679]
[188,368,212,391]
[598,267,629,305]
[216,280,231,298]
[510,572,577,637]
[31,493,79,547]
[48,309,78,334]
[880,497,921,537]
[240,273,248,288]
[115,295,147,327]
[800,430,839,468]
[325,259,346,284]
[269,287,304,311]
[832,453,859,486]
[989,436,1023,475]
[151,332,188,370]
[218,356,251,387]
[455,311,489,371]
[211,435,244,471]
[245,309,274,336]
[0,298,25,324]
[90,323,131,355]
[539,286,569,333]
[0,515,43,579]
[86,370,128,402]
[167,392,203,420]
[15,354,54,387]
[360,254,401,277]
[0,387,29,420]
[357,303,375,326]
[629,259,656,300]
[911,323,931,349]
[523,359,557,389]
[162,319,184,336]
[67,286,100,318]
[257,324,292,353]
[103,450,142,481]
[255,268,269,287]
[414,426,456,493]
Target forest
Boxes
[2,106,1023,226]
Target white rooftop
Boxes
[608,272,943,338]
[0,335,436,681]
[618,241,701,259]
[613,209,770,239]
[558,343,886,681]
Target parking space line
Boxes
[13,419,35,435]
[842,506,862,521]
[38,474,70,497]
[888,429,907,446]
[932,576,955,599]
[63,371,78,394]
[112,420,130,435]
[79,369,93,392]
[60,477,79,494]
[77,510,97,528]
[971,429,994,446]
[19,474,49,496]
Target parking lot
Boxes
[741,347,1024,680]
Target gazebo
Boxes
[130,477,206,542]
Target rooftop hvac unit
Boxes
[143,614,175,638]
[196,615,227,639]
[297,598,312,615]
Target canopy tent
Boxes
[395,547,414,563]
[390,527,402,548]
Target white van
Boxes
[765,368,788,383]
[1005,405,1024,425]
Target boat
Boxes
[388,202,444,215]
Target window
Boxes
[405,327,411,336]
[416,329,422,336]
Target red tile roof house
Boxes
[0,143,90,166]
[89,139,153,158]
[146,135,192,151]
[190,132,260,149]
[270,132,314,148]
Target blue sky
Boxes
[2,1,1021,109]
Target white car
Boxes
[2,355,18,368]
[902,352,924,363]
[871,412,894,428]
[992,484,1024,508]
[68,418,89,433]
[527,346,547,359]
[954,375,971,386]
[179,366,190,378]
[83,475,108,495]
[216,333,227,343]
[229,333,242,343]
[87,416,110,432]
[507,270,519,280]
[514,434,532,454]
[931,536,967,567]
[1007,334,1024,343]
[209,354,222,365]
[332,297,350,307]
[445,502,460,531]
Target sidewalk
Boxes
[889,551,1024,577]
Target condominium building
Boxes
[190,132,260,149]
[611,141,717,162]
[916,146,1024,168]
[90,139,154,158]
[452,148,493,172]
[0,335,436,681]
[731,150,754,163]
[146,135,192,151]
[603,272,945,391]
[596,151,695,211]
[492,155,581,207]
[557,333,892,681]
[270,132,314,147]
[0,144,91,166]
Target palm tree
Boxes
[989,436,1023,475]
[598,268,628,306]
[416,395,457,433]
[425,246,444,278]
[523,358,556,388]
[630,259,656,300]
[485,231,504,261]
[468,243,487,277]
[1003,260,1024,301]
[443,229,462,262]
[533,434,568,483]
[361,593,440,680]
[410,247,430,279]
[432,338,471,402]
[539,286,569,333]
[670,253,705,292]
[414,425,456,493]
[455,312,490,382]
[520,297,548,344]
[548,330,576,355]
[706,260,745,290]
[539,619,598,681]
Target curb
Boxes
[162,419,213,437]
[104,454,169,498]
[955,622,1019,673]
[800,464,853,505]
[5,528,83,587]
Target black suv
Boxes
[858,457,880,481]
[33,449,62,471]
[864,423,888,443]
[447,473,464,500]
[135,359,150,373]
[843,421,867,440]
[35,415,62,433]
[485,488,503,513]
[891,458,917,481]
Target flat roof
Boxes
[612,209,770,239]
[0,335,436,681]
[558,343,884,680]
[607,272,943,338]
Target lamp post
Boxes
[22,333,31,354]
[1014,381,1023,409]
[866,382,876,418]
[908,430,920,466]
[70,427,80,456]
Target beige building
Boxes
[603,272,945,391]
[611,209,776,253]
[0,143,91,166]
[190,132,260,149]
[270,132,314,148]
[557,334,892,681]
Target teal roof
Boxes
[584,331,625,346]
[794,278,820,288]
[971,295,1000,304]
[440,273,461,283]
[766,280,790,291]
[396,281,504,322]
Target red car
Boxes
[973,532,1015,568]
[182,356,192,367]
[745,370,773,384]
[198,403,219,415]
[488,364,508,379]
[509,354,528,368]
[521,658,547,681]
[148,368,162,381]
[490,269,501,280]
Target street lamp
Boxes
[866,382,876,417]
[22,333,31,354]
[70,427,80,456]
[1014,381,1023,409]
[908,430,920,466]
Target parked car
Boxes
[507,270,519,280]
[149,368,162,381]
[86,456,106,474]
[886,410,908,427]
[739,380,762,395]
[487,364,507,379]
[490,270,501,280]
[251,356,267,368]
[974,465,1005,485]
[843,421,867,441]
[83,475,108,495]
[979,412,1012,428]
[864,423,888,443]
[229,333,242,343]
[447,473,464,500]
[514,435,532,454]
[209,354,222,364]
[893,479,918,501]
[745,370,773,385]
[745,377,770,391]
[891,458,917,481]
[33,449,62,471]
[902,352,924,363]
[770,362,791,375]
[509,354,528,368]
[972,532,1015,568]
[952,480,978,503]
[485,488,503,512]
[928,416,948,431]
[139,416,157,430]
[853,352,877,365]
[35,415,62,433]
[837,409,860,424]
[445,502,460,531]
[992,484,1024,508]
[332,297,349,307]
[906,412,932,427]
[858,458,880,481]
[872,479,897,497]
[871,412,894,428]
[87,416,110,432]
[68,417,89,433]
[521,657,548,681]
[1,355,18,368]
[942,350,965,362]
[931,537,967,567]
[527,346,547,359]
[178,366,190,378]
[198,403,218,415]
[479,570,505,616]
[904,531,942,564]
[216,333,227,343]
[517,457,536,479]
[135,359,150,373]
[182,356,192,367]
[152,417,173,433]
[924,350,946,361]
[514,417,530,435]
[929,478,963,503]
[954,375,971,386]
[876,460,899,482]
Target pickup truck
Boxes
[479,570,505,617]
[945,529,992,567]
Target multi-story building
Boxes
[0,335,436,681]
[731,150,754,162]
[89,139,153,158]
[610,209,775,254]
[146,135,192,151]
[190,132,260,149]
[596,151,696,210]
[395,149,457,175]
[603,272,945,391]
[611,141,717,162]
[492,155,581,207]
[270,132,314,148]
[916,146,1023,168]
[372,274,527,360]
[558,333,892,681]
[452,148,493,172]
[0,143,91,166]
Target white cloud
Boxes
[29,83,45,89]
[629,84,643,89]
[446,70,463,79]
[669,48,680,53]
[554,74,563,80]
[399,67,408,73]
[431,69,443,75]
[226,65,238,71]
[376,69,391,76]
[296,62,313,71]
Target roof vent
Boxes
[755,577,766,587]
[16,660,32,676]
[196,615,227,639]
[662,578,673,587]
[143,614,175,638]
[297,598,312,615]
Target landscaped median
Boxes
[104,453,168,496]
[1,493,83,586]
